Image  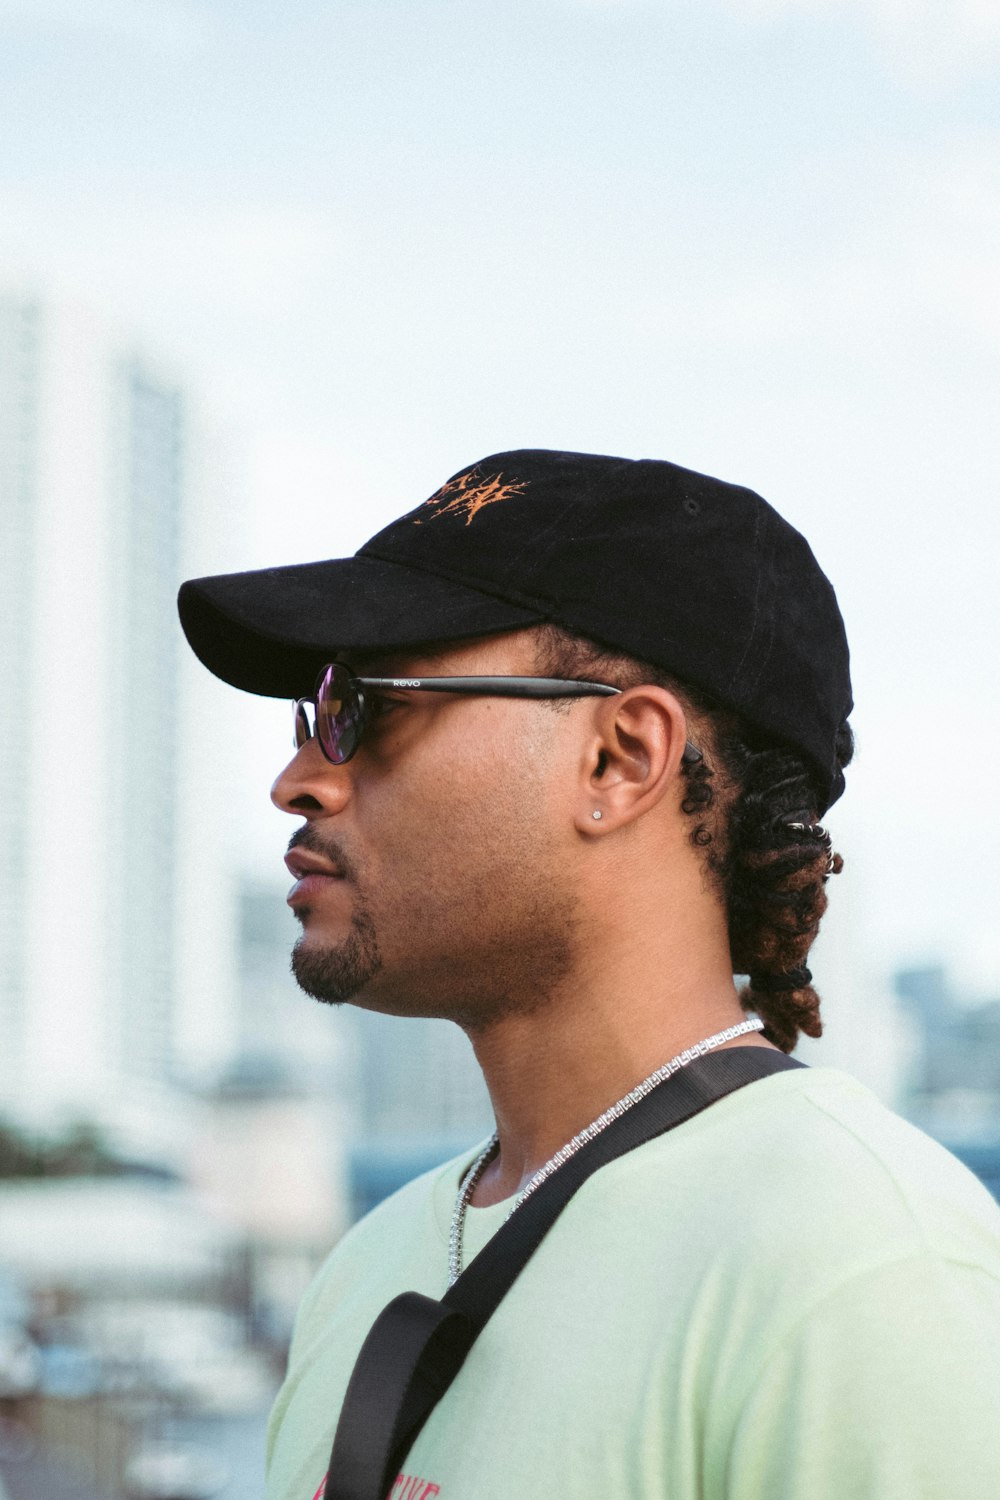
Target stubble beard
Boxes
[290,897,383,1004]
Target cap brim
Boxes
[177,554,545,697]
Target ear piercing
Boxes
[592,810,603,820]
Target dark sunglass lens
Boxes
[293,700,312,750]
[316,663,363,763]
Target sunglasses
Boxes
[293,662,705,768]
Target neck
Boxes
[463,913,777,1207]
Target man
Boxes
[179,450,1000,1500]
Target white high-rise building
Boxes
[0,296,40,1109]
[0,293,190,1123]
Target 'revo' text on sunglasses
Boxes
[293,662,703,768]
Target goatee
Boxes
[291,899,383,1004]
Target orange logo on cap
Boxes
[417,467,528,525]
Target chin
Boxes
[290,912,383,1006]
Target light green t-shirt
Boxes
[267,1067,1000,1500]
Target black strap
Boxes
[323,1046,803,1500]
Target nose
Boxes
[270,738,353,818]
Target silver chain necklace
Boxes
[448,1015,765,1287]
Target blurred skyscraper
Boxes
[893,964,1000,1205]
[0,296,39,1109]
[0,292,187,1123]
[895,964,1000,1115]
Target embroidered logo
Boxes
[417,467,527,526]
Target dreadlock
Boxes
[533,625,854,1053]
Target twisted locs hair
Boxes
[533,626,855,1053]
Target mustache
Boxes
[286,824,360,883]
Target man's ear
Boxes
[574,685,691,835]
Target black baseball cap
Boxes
[178,449,853,813]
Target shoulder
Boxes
[608,1066,1000,1479]
[669,1063,999,1243]
[581,1064,1000,1311]
[742,1065,1000,1257]
[713,1096,1000,1500]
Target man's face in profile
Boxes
[271,630,585,1031]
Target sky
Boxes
[2,0,999,1006]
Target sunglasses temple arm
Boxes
[355,677,622,698]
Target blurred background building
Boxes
[0,293,186,1125]
[895,964,1000,1200]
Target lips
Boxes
[285,847,346,909]
[284,848,344,880]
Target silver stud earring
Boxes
[592,810,603,820]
